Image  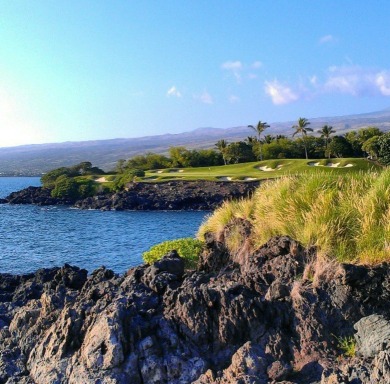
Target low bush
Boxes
[142,238,204,269]
[51,175,96,199]
[113,168,145,190]
[336,335,356,357]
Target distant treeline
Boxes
[116,124,390,172]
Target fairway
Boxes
[140,158,381,182]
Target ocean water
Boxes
[0,177,208,275]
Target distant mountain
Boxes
[1,108,390,175]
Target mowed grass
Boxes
[198,169,390,265]
[141,158,381,182]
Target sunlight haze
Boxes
[0,1,390,147]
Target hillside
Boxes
[1,108,390,175]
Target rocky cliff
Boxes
[1,234,390,383]
[4,181,260,211]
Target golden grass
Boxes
[198,169,390,265]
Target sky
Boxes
[1,1,390,147]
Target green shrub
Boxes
[51,175,79,199]
[142,238,204,269]
[51,175,96,200]
[378,132,390,165]
[336,335,356,357]
[113,168,146,190]
[41,162,105,188]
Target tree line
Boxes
[117,118,390,172]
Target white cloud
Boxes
[264,80,299,105]
[166,86,182,98]
[228,95,240,103]
[221,61,243,71]
[324,66,390,96]
[221,60,263,83]
[262,65,390,105]
[319,34,336,44]
[221,60,243,82]
[194,91,213,104]
[375,71,390,96]
[309,75,318,85]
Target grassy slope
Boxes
[198,168,390,265]
[140,158,381,182]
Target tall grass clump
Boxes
[197,198,255,242]
[198,169,390,264]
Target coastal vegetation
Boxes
[142,238,203,269]
[198,169,390,265]
[116,124,386,173]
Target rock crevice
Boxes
[1,238,390,383]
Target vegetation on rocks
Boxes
[198,169,390,265]
[142,237,203,269]
[41,162,105,199]
[112,168,145,190]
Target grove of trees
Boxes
[116,121,388,174]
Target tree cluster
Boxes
[115,122,388,175]
[41,162,105,199]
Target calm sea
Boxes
[0,177,208,275]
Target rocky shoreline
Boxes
[3,180,260,210]
[1,233,390,383]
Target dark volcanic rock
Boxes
[2,180,260,210]
[5,186,73,206]
[74,180,260,211]
[1,238,390,383]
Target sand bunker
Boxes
[258,165,282,172]
[307,162,354,168]
[218,176,232,181]
[95,177,108,183]
[168,169,184,173]
[245,177,257,181]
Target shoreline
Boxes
[3,180,260,211]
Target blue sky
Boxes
[1,1,390,147]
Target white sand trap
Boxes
[157,170,163,173]
[169,169,182,173]
[218,176,232,181]
[258,166,275,172]
[245,177,257,181]
[95,177,108,183]
[344,164,354,168]
[308,162,345,168]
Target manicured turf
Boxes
[140,158,382,182]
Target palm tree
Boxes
[215,139,228,165]
[248,121,270,160]
[292,117,313,159]
[318,125,335,159]
[263,134,275,144]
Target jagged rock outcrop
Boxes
[5,186,73,206]
[3,181,260,210]
[1,238,390,383]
